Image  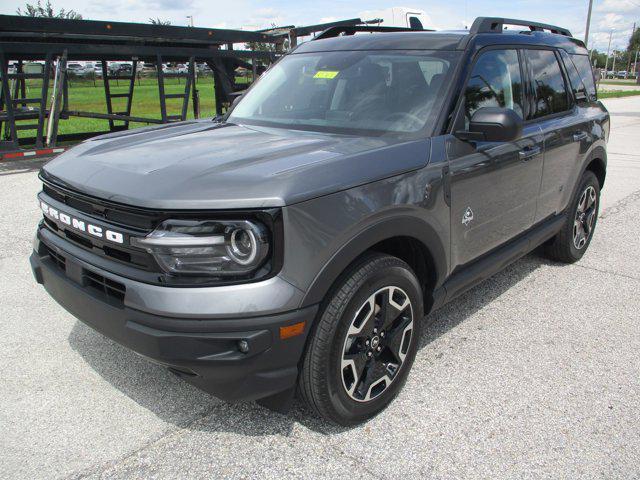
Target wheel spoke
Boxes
[384,315,413,364]
[578,191,588,213]
[356,360,389,401]
[342,352,369,395]
[348,296,376,337]
[586,187,596,209]
[383,287,410,329]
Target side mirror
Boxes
[455,107,523,143]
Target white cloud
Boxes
[596,0,639,14]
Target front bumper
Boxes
[30,233,318,403]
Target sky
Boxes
[2,0,638,53]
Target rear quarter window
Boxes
[570,54,597,102]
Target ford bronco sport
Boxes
[31,17,609,425]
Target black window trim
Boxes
[521,46,575,124]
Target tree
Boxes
[589,50,609,69]
[149,18,171,26]
[16,0,82,19]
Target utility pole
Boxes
[186,15,194,27]
[612,50,617,76]
[626,23,636,78]
[604,29,614,78]
[584,0,594,47]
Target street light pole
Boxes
[186,15,194,27]
[584,0,594,47]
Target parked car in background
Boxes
[197,63,212,74]
[67,62,93,77]
[140,63,157,75]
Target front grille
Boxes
[42,183,155,230]
[83,270,126,302]
[45,245,66,272]
[40,181,159,273]
[41,243,126,303]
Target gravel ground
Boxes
[1,97,639,480]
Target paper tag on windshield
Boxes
[314,70,339,79]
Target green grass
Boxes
[599,80,638,86]
[11,75,243,141]
[598,90,640,99]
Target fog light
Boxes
[238,339,250,353]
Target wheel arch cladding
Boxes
[585,152,606,189]
[300,216,446,312]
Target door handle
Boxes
[573,131,588,142]
[518,146,541,161]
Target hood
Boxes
[42,121,431,209]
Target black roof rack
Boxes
[469,17,572,37]
[314,25,432,41]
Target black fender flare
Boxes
[300,215,447,307]
[567,143,607,208]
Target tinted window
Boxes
[559,50,586,100]
[464,49,524,122]
[570,54,597,101]
[526,50,570,118]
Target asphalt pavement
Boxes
[1,97,639,480]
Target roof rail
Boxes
[313,25,432,41]
[469,17,572,37]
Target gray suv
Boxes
[31,18,609,425]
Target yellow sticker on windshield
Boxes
[314,70,339,79]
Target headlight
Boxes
[131,219,270,277]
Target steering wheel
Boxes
[384,112,423,129]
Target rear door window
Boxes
[524,49,570,118]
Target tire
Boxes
[298,253,423,426]
[545,171,600,263]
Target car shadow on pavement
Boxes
[67,250,552,436]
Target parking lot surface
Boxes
[1,97,639,480]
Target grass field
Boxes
[597,90,640,99]
[599,80,638,86]
[11,75,221,140]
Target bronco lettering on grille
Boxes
[40,200,124,244]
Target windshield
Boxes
[228,50,460,136]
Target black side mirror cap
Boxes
[455,107,523,143]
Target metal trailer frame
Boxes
[0,15,378,152]
[0,14,283,151]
